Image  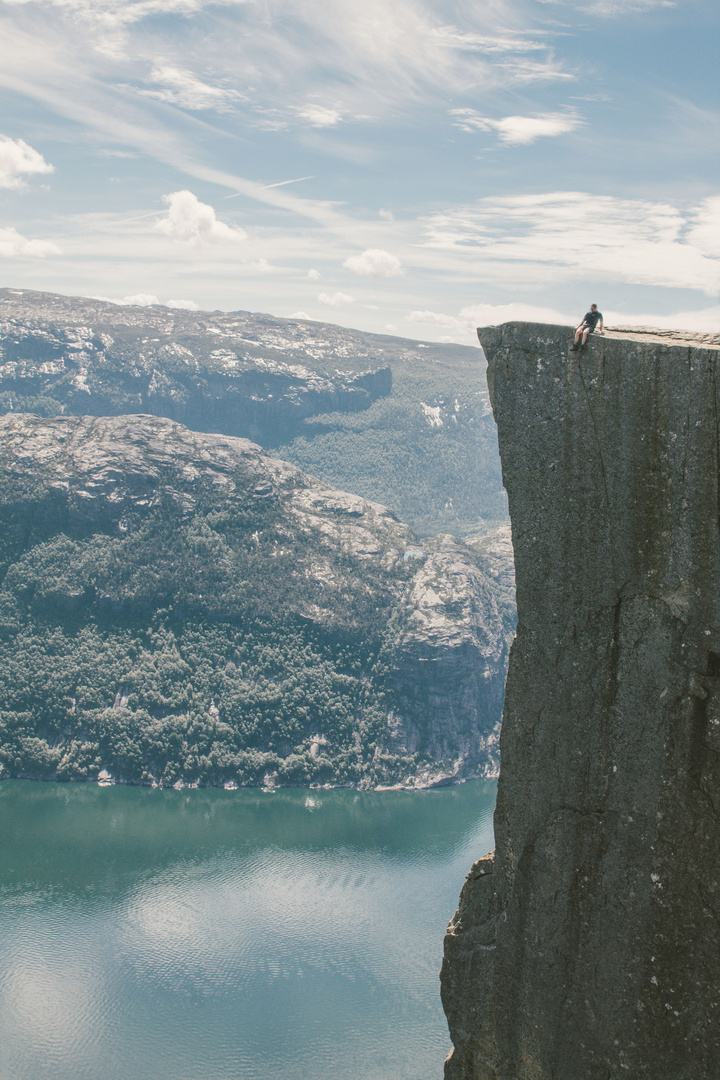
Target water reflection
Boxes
[0,780,495,1080]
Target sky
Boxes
[0,0,718,343]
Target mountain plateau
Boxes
[0,288,506,536]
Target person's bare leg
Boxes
[581,327,590,345]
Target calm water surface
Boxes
[0,779,496,1080]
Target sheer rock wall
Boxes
[441,323,720,1079]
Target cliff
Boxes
[0,288,506,536]
[441,323,720,1079]
[0,413,510,789]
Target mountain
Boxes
[0,288,506,536]
[442,323,720,1079]
[0,412,512,790]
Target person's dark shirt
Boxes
[583,310,602,330]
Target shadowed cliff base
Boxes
[442,323,720,1079]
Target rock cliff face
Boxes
[442,323,720,1079]
[0,413,509,788]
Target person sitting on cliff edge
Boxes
[570,304,604,351]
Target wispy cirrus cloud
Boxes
[424,192,720,294]
[584,0,675,14]
[429,26,548,53]
[537,0,674,12]
[140,64,241,111]
[0,12,358,231]
[0,0,574,134]
[0,0,211,28]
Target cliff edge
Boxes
[441,323,720,1079]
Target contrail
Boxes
[223,176,314,198]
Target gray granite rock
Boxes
[441,323,720,1078]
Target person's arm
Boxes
[598,316,604,333]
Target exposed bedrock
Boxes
[441,323,720,1079]
[0,288,392,444]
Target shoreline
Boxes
[0,765,500,793]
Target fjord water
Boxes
[0,780,495,1080]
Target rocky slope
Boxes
[0,412,510,789]
[0,288,391,444]
[0,289,506,536]
[441,323,720,1078]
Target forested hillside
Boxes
[0,413,513,789]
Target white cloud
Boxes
[343,248,404,277]
[154,190,248,245]
[685,196,720,258]
[451,108,581,144]
[290,310,313,319]
[93,292,160,305]
[424,192,720,294]
[141,64,240,111]
[307,268,321,280]
[93,293,200,308]
[166,297,199,309]
[0,134,54,189]
[0,225,59,257]
[460,301,576,327]
[318,291,355,306]
[242,258,273,273]
[297,105,343,127]
[407,309,465,331]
